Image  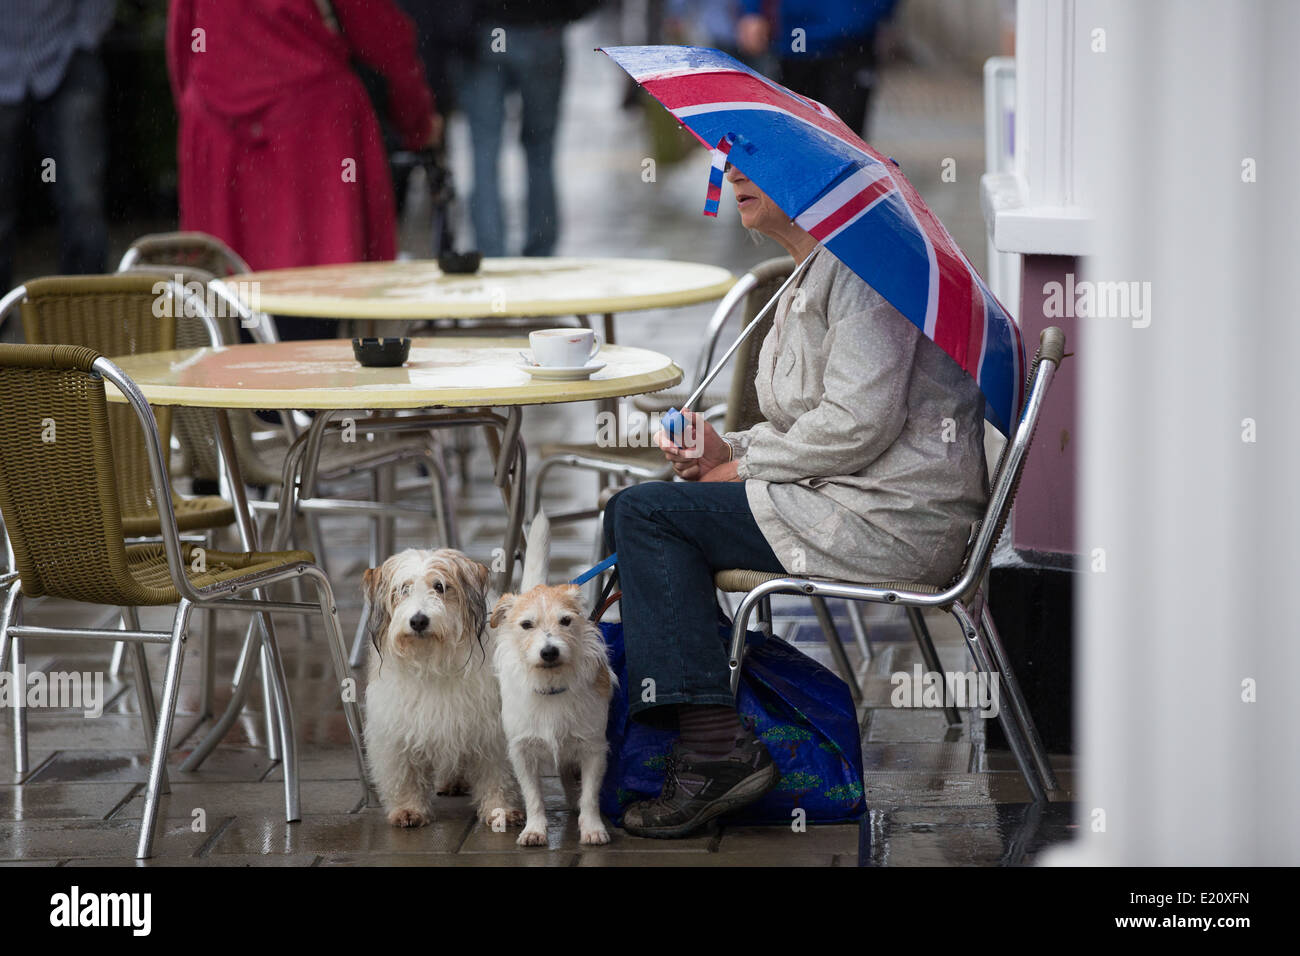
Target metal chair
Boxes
[715,327,1069,803]
[118,230,252,278]
[6,274,238,537]
[0,274,252,731]
[0,343,369,858]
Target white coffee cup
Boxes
[528,328,603,367]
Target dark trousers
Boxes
[0,50,108,294]
[603,480,785,728]
[779,36,879,139]
[456,25,566,257]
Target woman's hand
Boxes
[426,113,444,148]
[737,14,770,57]
[701,460,741,482]
[655,410,732,481]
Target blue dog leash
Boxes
[570,552,617,587]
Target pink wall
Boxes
[1011,254,1078,555]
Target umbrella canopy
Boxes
[601,45,1025,435]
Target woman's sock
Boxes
[676,704,744,757]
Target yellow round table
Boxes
[235,257,736,321]
[107,336,681,592]
[107,336,682,409]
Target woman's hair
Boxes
[746,227,768,246]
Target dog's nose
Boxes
[539,645,560,663]
[409,613,430,634]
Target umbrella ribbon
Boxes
[702,132,737,217]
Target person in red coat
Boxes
[167,0,439,272]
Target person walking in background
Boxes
[456,0,599,258]
[663,0,742,57]
[737,0,898,138]
[167,0,439,281]
[0,0,114,296]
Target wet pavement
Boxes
[1,16,1075,866]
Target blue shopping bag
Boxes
[599,621,867,826]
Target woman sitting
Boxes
[603,162,990,838]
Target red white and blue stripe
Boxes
[703,132,736,216]
[601,45,1026,435]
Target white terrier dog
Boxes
[491,583,616,846]
[363,548,522,829]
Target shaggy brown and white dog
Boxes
[491,584,616,846]
[362,548,522,829]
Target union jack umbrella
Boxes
[601,45,1026,435]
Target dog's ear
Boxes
[464,557,490,605]
[362,566,382,604]
[363,563,391,655]
[444,552,491,639]
[489,594,516,629]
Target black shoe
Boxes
[621,731,778,839]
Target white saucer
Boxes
[517,360,606,381]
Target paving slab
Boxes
[0,782,136,821]
[205,811,474,857]
[0,819,208,861]
[111,780,365,821]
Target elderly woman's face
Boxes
[725,164,784,234]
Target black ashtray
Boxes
[438,250,483,274]
[352,337,411,367]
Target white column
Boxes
[1049,0,1300,865]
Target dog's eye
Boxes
[559,616,572,627]
[433,580,445,594]
[399,583,412,597]
[520,620,533,630]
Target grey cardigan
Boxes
[725,248,989,585]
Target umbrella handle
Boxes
[662,253,815,445]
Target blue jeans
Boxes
[603,481,785,728]
[456,26,565,257]
[0,50,108,293]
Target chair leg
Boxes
[10,632,25,775]
[376,462,395,560]
[349,597,371,670]
[179,618,260,773]
[907,607,961,727]
[583,511,606,612]
[109,639,127,677]
[979,603,1058,791]
[136,599,193,860]
[845,600,873,662]
[349,473,385,668]
[950,601,1047,804]
[287,510,313,643]
[757,595,773,639]
[306,513,329,580]
[255,605,300,822]
[452,425,473,486]
[260,643,283,764]
[425,442,460,549]
[728,588,764,694]
[0,614,8,682]
[199,530,218,717]
[199,602,217,720]
[1,581,24,775]
[303,567,374,807]
[810,596,862,703]
[122,609,161,748]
